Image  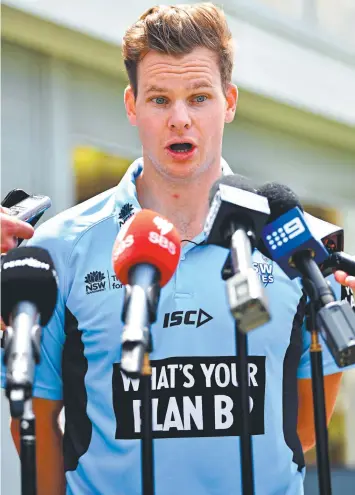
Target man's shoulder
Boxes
[27,187,118,256]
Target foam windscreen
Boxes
[209,174,257,205]
[112,209,181,287]
[258,182,303,221]
[1,247,58,326]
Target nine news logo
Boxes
[265,217,306,252]
[262,208,329,279]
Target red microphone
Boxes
[112,209,181,376]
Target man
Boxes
[2,3,355,495]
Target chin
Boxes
[160,163,202,181]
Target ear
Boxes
[124,86,137,126]
[224,83,238,124]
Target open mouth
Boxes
[168,143,194,153]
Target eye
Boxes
[193,95,208,103]
[151,97,168,105]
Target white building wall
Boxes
[3,0,355,125]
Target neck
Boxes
[136,159,223,240]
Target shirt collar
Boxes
[114,158,143,231]
[114,157,234,250]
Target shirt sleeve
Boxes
[297,273,355,378]
[1,218,70,401]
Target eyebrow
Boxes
[144,81,214,94]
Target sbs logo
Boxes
[115,235,134,258]
[266,218,305,251]
[149,231,176,255]
[153,216,173,235]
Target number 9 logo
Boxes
[284,218,305,240]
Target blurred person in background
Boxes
[1,3,355,495]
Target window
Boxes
[73,146,131,204]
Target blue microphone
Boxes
[258,182,355,367]
[262,206,329,280]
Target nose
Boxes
[168,101,191,131]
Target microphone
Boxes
[112,210,181,377]
[204,174,271,332]
[322,251,355,277]
[257,182,330,280]
[1,247,58,417]
[258,182,355,367]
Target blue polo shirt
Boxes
[1,159,351,495]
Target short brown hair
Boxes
[122,3,234,97]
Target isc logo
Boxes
[265,218,305,251]
[149,231,176,255]
[163,309,213,328]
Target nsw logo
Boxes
[253,255,274,287]
[118,203,134,227]
[153,216,173,235]
[85,271,106,294]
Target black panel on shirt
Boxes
[282,291,307,472]
[62,307,92,472]
[112,356,266,439]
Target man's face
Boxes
[125,47,237,181]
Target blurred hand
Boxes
[0,206,34,253]
[1,207,35,332]
[334,270,355,291]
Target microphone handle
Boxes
[5,302,40,418]
[120,264,160,378]
[294,253,335,306]
[229,227,253,274]
[328,252,355,276]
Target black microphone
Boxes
[204,174,271,332]
[258,182,355,367]
[1,247,58,417]
[323,252,355,277]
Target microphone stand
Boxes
[3,316,42,495]
[20,398,37,495]
[6,391,37,495]
[302,278,332,495]
[222,249,255,495]
[120,265,160,495]
[141,339,155,495]
[296,249,355,494]
[235,326,255,495]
